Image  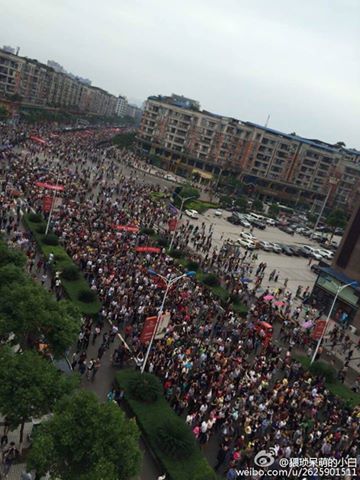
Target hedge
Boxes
[116,370,218,480]
[22,214,101,315]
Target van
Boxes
[249,212,263,221]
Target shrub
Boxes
[156,419,195,460]
[157,237,169,248]
[202,273,220,287]
[42,234,59,246]
[169,249,183,259]
[54,253,67,263]
[129,373,163,403]
[309,361,337,383]
[61,265,80,281]
[193,466,219,480]
[78,289,97,303]
[141,227,155,236]
[186,260,199,271]
[36,224,46,234]
[28,213,42,223]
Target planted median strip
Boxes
[116,370,219,480]
[23,213,101,315]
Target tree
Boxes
[0,280,81,357]
[0,240,27,268]
[326,209,347,237]
[252,199,264,212]
[174,184,200,203]
[0,105,9,119]
[0,348,77,446]
[335,141,346,148]
[27,390,142,480]
[269,203,280,217]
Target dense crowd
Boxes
[0,124,359,479]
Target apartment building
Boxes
[138,94,360,211]
[0,47,117,117]
[115,95,128,117]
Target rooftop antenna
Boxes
[265,114,270,128]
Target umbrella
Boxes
[263,294,274,301]
[274,301,285,307]
[302,320,313,329]
[240,277,252,283]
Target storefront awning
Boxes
[192,168,213,180]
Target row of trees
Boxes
[0,239,141,479]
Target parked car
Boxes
[185,209,199,219]
[240,232,256,241]
[269,242,282,253]
[266,218,276,226]
[239,217,251,228]
[279,244,294,256]
[288,245,302,256]
[279,225,295,235]
[227,215,241,225]
[318,249,334,260]
[252,219,266,230]
[214,210,222,217]
[311,259,330,275]
[295,246,311,257]
[239,238,256,250]
[259,240,273,251]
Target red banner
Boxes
[140,316,158,344]
[168,218,178,231]
[135,246,161,253]
[30,135,47,145]
[113,224,139,233]
[311,320,327,340]
[35,182,64,192]
[43,195,53,213]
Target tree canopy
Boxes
[0,240,27,268]
[0,348,77,442]
[27,390,141,480]
[326,209,347,230]
[174,184,200,201]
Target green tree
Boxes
[0,105,9,119]
[0,348,77,446]
[234,196,248,211]
[252,199,264,212]
[174,184,200,206]
[326,209,347,238]
[27,390,142,480]
[269,203,280,217]
[0,280,80,357]
[0,240,27,268]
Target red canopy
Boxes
[135,246,161,253]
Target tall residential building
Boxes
[0,47,116,117]
[115,95,128,117]
[138,94,360,212]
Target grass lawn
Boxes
[294,355,360,408]
[23,214,101,315]
[185,199,219,214]
[116,370,218,480]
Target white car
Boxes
[259,240,273,251]
[214,210,222,217]
[269,242,282,253]
[240,231,256,241]
[318,249,334,260]
[185,209,199,219]
[266,218,276,226]
[239,238,256,250]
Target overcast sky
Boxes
[2,0,359,147]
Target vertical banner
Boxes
[140,316,157,344]
[168,218,178,231]
[311,319,327,340]
[43,195,53,213]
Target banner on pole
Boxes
[140,316,157,344]
[311,319,327,340]
[168,218,178,231]
[43,195,53,213]
[155,311,171,339]
[30,135,47,145]
[112,224,139,233]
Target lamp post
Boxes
[141,269,195,374]
[168,193,197,252]
[310,281,358,365]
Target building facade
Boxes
[115,95,128,117]
[0,47,117,117]
[138,94,360,212]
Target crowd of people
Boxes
[0,122,359,478]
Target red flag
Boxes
[311,320,327,340]
[135,246,161,253]
[140,316,158,344]
[43,195,53,213]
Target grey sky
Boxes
[2,0,359,147]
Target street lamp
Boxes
[310,280,358,364]
[168,193,197,252]
[141,269,196,373]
